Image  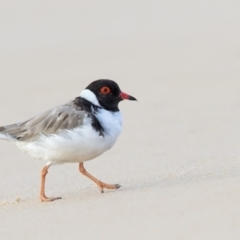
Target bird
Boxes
[0,79,137,202]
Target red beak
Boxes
[119,92,137,101]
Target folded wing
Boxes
[0,101,86,142]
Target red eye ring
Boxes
[100,86,111,94]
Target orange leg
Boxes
[40,164,62,202]
[79,162,121,193]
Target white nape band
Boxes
[79,89,101,107]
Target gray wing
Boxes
[0,101,86,141]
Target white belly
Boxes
[15,110,122,164]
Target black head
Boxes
[86,79,137,112]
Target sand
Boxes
[1,1,240,239]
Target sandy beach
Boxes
[1,1,240,239]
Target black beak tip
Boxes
[129,95,137,101]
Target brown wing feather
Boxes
[0,101,86,141]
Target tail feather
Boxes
[0,126,9,140]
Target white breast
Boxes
[15,110,122,164]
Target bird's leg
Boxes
[40,164,62,202]
[79,163,121,193]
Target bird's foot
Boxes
[40,195,62,202]
[98,183,121,193]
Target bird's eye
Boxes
[100,86,111,94]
